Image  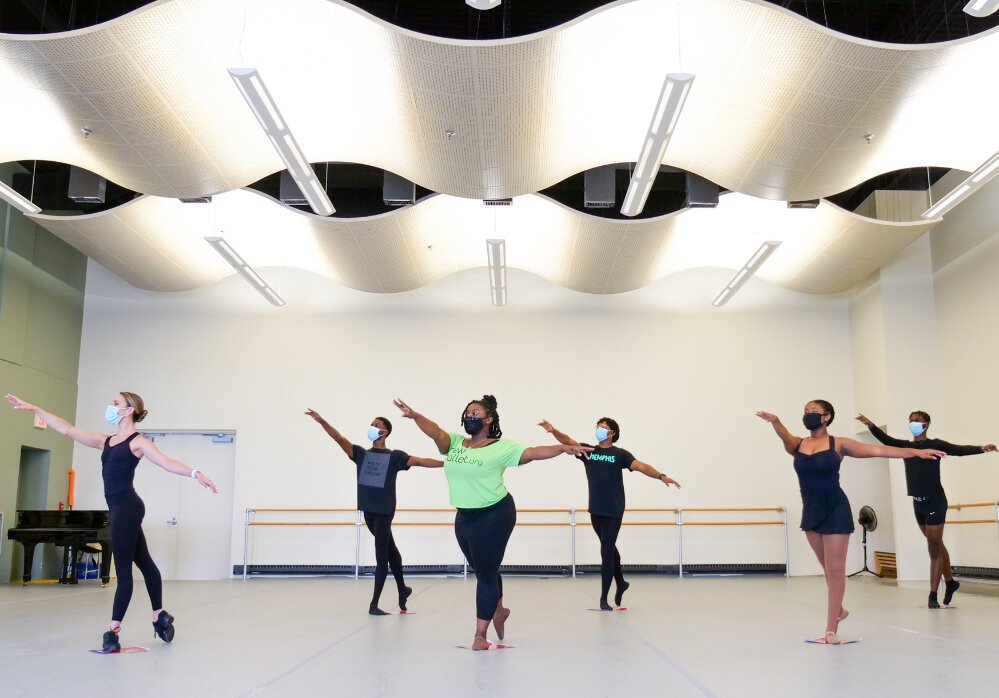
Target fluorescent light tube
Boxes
[712,241,781,307]
[922,151,999,219]
[228,68,335,216]
[621,73,695,217]
[486,239,507,306]
[964,0,999,18]
[0,180,41,214]
[205,236,286,306]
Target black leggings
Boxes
[109,496,163,622]
[590,514,625,602]
[363,512,406,606]
[455,494,516,621]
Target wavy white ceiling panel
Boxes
[1,0,997,202]
[29,189,937,298]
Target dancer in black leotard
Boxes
[757,401,945,644]
[538,418,680,609]
[305,409,442,614]
[5,392,217,653]
[856,411,996,608]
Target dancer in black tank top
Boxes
[6,392,217,653]
[538,417,680,610]
[305,409,442,614]
[757,400,945,644]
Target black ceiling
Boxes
[1,0,998,42]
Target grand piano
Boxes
[7,510,112,586]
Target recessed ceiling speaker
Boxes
[584,165,616,208]
[787,199,820,209]
[279,171,307,206]
[483,198,512,206]
[383,171,415,206]
[685,173,719,208]
[68,166,106,204]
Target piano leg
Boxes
[99,548,112,587]
[20,542,37,584]
[59,545,79,585]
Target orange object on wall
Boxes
[67,468,76,509]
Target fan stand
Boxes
[848,526,882,578]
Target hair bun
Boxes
[135,409,148,423]
[481,394,498,409]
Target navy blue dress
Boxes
[793,435,855,534]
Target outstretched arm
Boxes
[631,459,681,488]
[519,443,593,465]
[393,398,450,454]
[936,440,997,457]
[755,411,801,456]
[132,436,218,493]
[304,408,353,458]
[5,394,106,449]
[407,456,444,469]
[537,420,580,446]
[855,414,909,447]
[840,438,946,461]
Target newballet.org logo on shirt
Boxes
[449,447,485,468]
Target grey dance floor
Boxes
[2,574,997,697]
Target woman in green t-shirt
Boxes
[394,394,591,650]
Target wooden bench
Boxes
[874,551,897,578]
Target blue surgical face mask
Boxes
[105,404,124,425]
[463,417,485,435]
[595,427,610,443]
[367,426,384,442]
[909,421,927,437]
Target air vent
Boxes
[584,165,616,208]
[685,173,719,208]
[68,166,106,203]
[787,199,820,209]
[179,196,212,203]
[279,171,308,206]
[483,198,512,206]
[383,171,415,206]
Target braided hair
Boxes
[461,394,502,439]
[809,399,835,426]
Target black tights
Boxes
[590,514,625,602]
[455,494,516,621]
[109,497,163,622]
[364,512,406,607]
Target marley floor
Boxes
[1,574,996,698]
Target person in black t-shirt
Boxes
[306,409,442,614]
[539,417,680,610]
[857,411,996,608]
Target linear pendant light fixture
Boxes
[486,238,507,306]
[205,236,286,306]
[0,180,41,214]
[228,68,335,216]
[712,241,782,307]
[921,150,999,219]
[964,0,999,18]
[621,73,695,217]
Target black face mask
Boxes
[802,412,825,430]
[463,417,485,435]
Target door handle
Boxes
[166,517,178,526]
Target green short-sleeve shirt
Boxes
[444,432,528,509]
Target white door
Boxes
[132,431,236,580]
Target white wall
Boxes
[72,260,878,577]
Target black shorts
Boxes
[912,492,948,527]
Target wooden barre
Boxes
[948,502,999,510]
[679,507,785,513]
[248,508,359,513]
[682,521,784,526]
[945,519,997,525]
[249,522,356,526]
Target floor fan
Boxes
[848,505,882,578]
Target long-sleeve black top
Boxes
[867,424,985,497]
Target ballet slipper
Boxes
[493,607,511,641]
[471,634,490,651]
[824,631,842,645]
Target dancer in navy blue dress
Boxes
[538,417,680,609]
[856,411,996,608]
[305,408,442,614]
[757,400,945,643]
[6,392,217,653]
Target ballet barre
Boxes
[946,501,999,545]
[242,505,788,580]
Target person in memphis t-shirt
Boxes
[856,410,996,609]
[539,417,680,610]
[306,409,442,615]
[394,394,592,650]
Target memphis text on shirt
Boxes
[588,453,617,463]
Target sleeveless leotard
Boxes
[793,434,855,534]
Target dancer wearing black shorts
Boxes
[856,411,996,608]
[758,401,944,643]
[5,392,217,652]
[538,418,680,610]
[306,409,441,614]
